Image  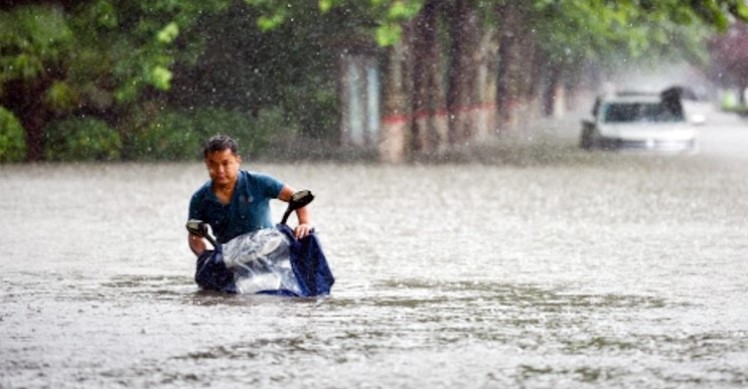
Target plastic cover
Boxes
[221,228,302,295]
[194,224,334,296]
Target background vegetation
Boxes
[1,0,746,163]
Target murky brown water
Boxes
[2,113,747,388]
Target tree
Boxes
[258,0,747,162]
[4,0,747,163]
[411,0,448,154]
[709,22,748,105]
[244,0,424,162]
[0,0,229,161]
[446,0,492,144]
[169,1,344,140]
[0,5,74,160]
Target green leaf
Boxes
[151,66,173,90]
[319,0,333,12]
[157,22,180,44]
[0,107,27,162]
[258,13,286,31]
[45,81,79,112]
[375,24,402,47]
[43,117,121,161]
[737,3,748,20]
[388,0,421,19]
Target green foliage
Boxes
[0,5,73,83]
[1,0,231,106]
[43,117,122,161]
[194,108,270,158]
[0,107,27,162]
[122,107,293,161]
[123,109,202,161]
[157,22,180,44]
[196,107,300,159]
[238,106,300,158]
[376,24,403,47]
[170,1,340,140]
[1,1,233,160]
[246,0,423,47]
[526,0,722,74]
[150,66,174,91]
[280,81,338,140]
[45,81,80,113]
[376,0,422,46]
[3,0,747,163]
[78,0,231,103]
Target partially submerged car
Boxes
[580,88,701,152]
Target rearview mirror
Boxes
[186,219,209,237]
[281,190,315,225]
[186,219,217,248]
[290,190,314,211]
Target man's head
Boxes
[203,135,241,187]
[203,134,238,159]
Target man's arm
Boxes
[278,185,312,239]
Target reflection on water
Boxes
[1,115,748,388]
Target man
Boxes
[188,134,311,256]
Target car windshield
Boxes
[603,102,685,123]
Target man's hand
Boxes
[188,233,207,256]
[279,185,313,239]
[294,223,312,239]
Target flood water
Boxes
[2,113,747,388]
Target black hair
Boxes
[203,134,239,159]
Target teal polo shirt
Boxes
[189,170,284,243]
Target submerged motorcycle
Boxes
[185,190,334,297]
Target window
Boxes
[603,102,685,123]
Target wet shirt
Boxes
[189,170,284,243]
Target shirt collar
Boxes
[205,170,245,204]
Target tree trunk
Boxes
[379,27,412,164]
[3,79,52,161]
[480,29,499,138]
[544,65,562,117]
[495,2,524,133]
[521,36,544,120]
[411,0,447,155]
[447,0,481,145]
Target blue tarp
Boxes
[194,224,334,297]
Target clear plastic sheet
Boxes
[221,228,301,295]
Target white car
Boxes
[580,91,700,152]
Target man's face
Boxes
[205,149,241,187]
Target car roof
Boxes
[599,92,662,104]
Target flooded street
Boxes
[2,113,747,388]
